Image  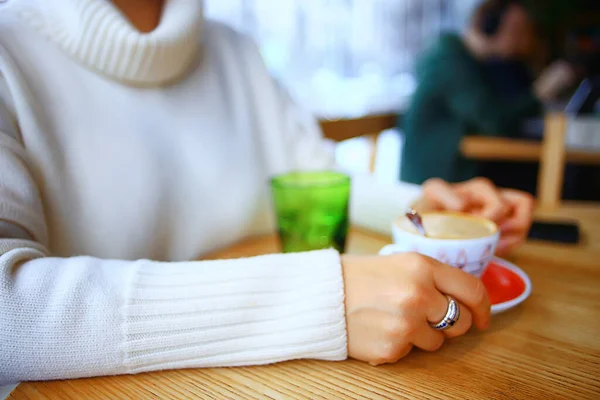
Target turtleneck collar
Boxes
[20,0,204,86]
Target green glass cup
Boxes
[271,171,351,253]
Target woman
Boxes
[400,0,575,185]
[0,0,533,383]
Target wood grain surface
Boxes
[9,202,600,399]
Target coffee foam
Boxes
[396,212,497,239]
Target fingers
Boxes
[432,263,491,330]
[369,344,413,366]
[408,295,475,352]
[426,292,474,340]
[441,300,473,339]
[422,178,466,211]
[496,190,533,255]
[497,234,526,256]
[455,178,509,222]
[498,189,534,234]
[426,290,452,324]
[422,178,518,225]
[411,325,445,352]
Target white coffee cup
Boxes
[380,212,500,278]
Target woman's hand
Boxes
[494,189,535,255]
[342,253,490,365]
[420,178,534,256]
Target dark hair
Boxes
[473,0,526,36]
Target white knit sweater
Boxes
[0,0,422,384]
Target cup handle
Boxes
[379,244,402,256]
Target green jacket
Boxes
[400,34,541,184]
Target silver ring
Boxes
[430,296,460,331]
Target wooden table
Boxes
[10,203,600,399]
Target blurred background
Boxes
[206,0,599,200]
[207,0,480,117]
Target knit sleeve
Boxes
[0,78,347,384]
[1,244,347,383]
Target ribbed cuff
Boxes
[122,249,347,373]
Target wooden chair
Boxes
[319,113,397,172]
[461,112,600,210]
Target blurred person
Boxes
[400,0,576,185]
[0,0,533,383]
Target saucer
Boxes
[482,257,532,315]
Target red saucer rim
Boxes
[487,257,532,314]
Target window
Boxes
[206,0,480,118]
[206,1,480,180]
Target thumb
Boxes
[422,178,466,212]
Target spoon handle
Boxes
[405,208,427,237]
